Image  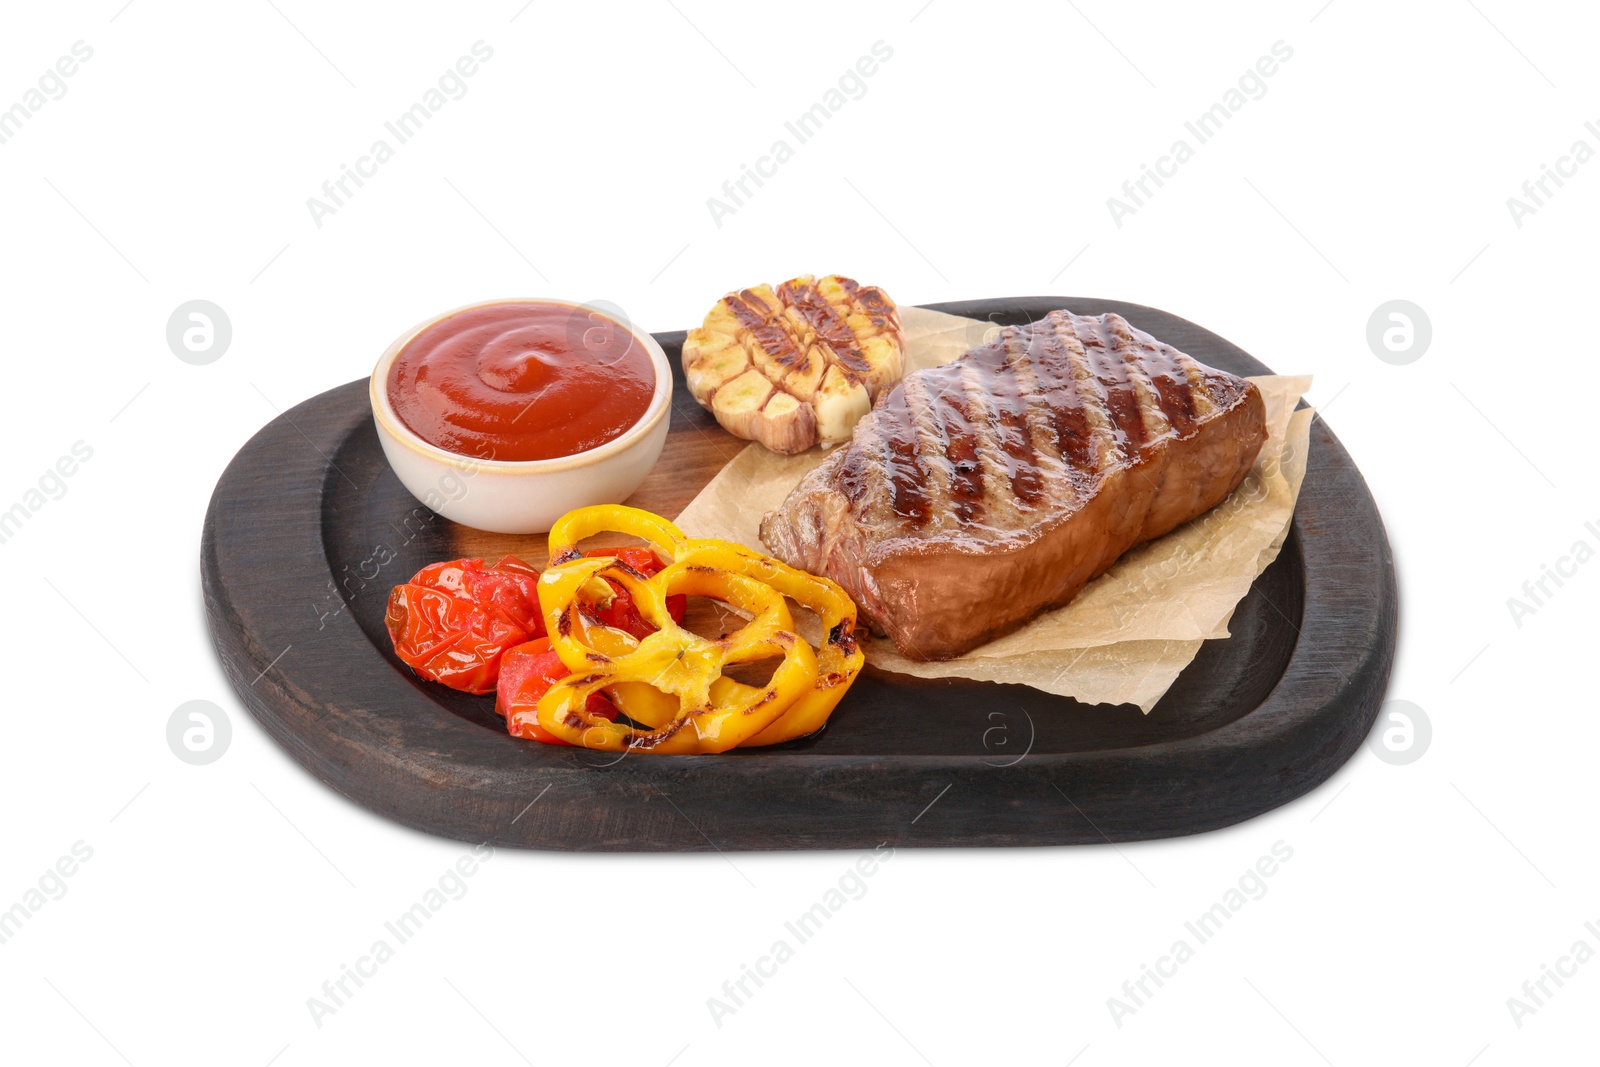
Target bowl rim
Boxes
[369,296,672,474]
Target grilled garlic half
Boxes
[682,274,905,454]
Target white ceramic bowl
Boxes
[370,298,672,534]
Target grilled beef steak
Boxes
[758,310,1268,661]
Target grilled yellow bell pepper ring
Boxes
[530,505,864,753]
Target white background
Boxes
[1,1,1595,1063]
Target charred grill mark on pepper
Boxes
[828,619,858,655]
[604,559,651,582]
[626,715,691,750]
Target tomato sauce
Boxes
[387,302,655,462]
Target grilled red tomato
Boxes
[384,556,544,694]
[497,638,618,745]
[385,548,686,698]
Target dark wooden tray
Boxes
[202,297,1396,851]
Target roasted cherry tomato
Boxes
[497,638,618,745]
[385,557,544,694]
[583,547,688,638]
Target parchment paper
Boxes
[674,307,1313,712]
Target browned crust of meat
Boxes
[759,310,1268,661]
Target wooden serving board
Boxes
[202,297,1396,851]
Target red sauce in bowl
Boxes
[387,302,655,462]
